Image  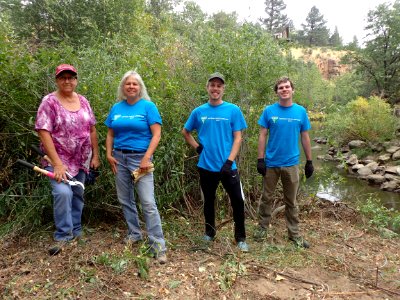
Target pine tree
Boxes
[329,26,343,47]
[301,6,330,46]
[261,0,289,34]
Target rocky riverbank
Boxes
[315,138,400,193]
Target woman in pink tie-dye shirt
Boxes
[35,64,100,255]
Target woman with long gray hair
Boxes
[105,71,167,264]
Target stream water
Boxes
[301,141,400,211]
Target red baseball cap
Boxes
[55,64,77,77]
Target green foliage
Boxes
[323,96,398,146]
[346,1,400,103]
[358,196,400,233]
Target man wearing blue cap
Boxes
[182,72,249,252]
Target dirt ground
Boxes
[1,200,399,300]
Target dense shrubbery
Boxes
[2,0,394,236]
[322,96,398,146]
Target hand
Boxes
[305,160,314,178]
[107,155,118,174]
[220,159,233,175]
[196,143,203,154]
[53,164,68,183]
[257,158,266,176]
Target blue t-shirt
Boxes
[258,102,311,167]
[104,99,162,152]
[184,101,247,172]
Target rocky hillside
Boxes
[291,47,350,79]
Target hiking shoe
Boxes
[237,241,249,252]
[253,227,268,241]
[289,237,310,249]
[203,235,214,242]
[48,240,68,256]
[156,253,168,264]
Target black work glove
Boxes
[257,158,266,176]
[220,159,233,176]
[304,160,314,178]
[85,168,100,185]
[196,143,203,154]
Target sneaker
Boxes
[48,240,68,256]
[203,235,214,242]
[237,241,249,252]
[156,253,168,264]
[289,237,310,249]
[253,227,268,241]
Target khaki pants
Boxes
[258,165,300,239]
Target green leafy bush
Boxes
[323,96,398,146]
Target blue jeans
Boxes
[114,150,166,255]
[47,167,86,241]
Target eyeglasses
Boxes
[57,76,77,81]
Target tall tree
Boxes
[349,1,400,102]
[301,6,329,46]
[329,26,343,47]
[346,35,359,50]
[261,0,289,33]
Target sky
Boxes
[189,0,394,44]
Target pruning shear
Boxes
[29,144,85,190]
[17,159,85,189]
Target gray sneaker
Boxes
[156,253,168,264]
[253,227,268,241]
[237,241,249,252]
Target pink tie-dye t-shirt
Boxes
[35,93,96,176]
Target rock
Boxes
[357,167,373,176]
[348,140,367,149]
[365,161,379,173]
[384,174,398,181]
[381,180,400,191]
[378,153,392,163]
[352,164,365,171]
[340,145,350,153]
[386,146,400,154]
[346,154,358,165]
[385,166,400,175]
[370,142,384,152]
[392,150,400,161]
[366,174,386,184]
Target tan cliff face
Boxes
[291,48,350,79]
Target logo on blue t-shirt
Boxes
[272,116,278,123]
[201,116,207,123]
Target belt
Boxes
[114,148,145,154]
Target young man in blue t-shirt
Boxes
[256,76,314,248]
[182,72,249,252]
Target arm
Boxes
[90,125,100,169]
[38,129,67,183]
[140,123,161,169]
[106,128,118,174]
[257,126,268,159]
[300,131,312,161]
[181,128,200,150]
[228,130,242,161]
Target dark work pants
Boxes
[198,167,246,242]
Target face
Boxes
[56,71,77,93]
[207,78,225,102]
[276,81,293,101]
[123,76,141,100]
